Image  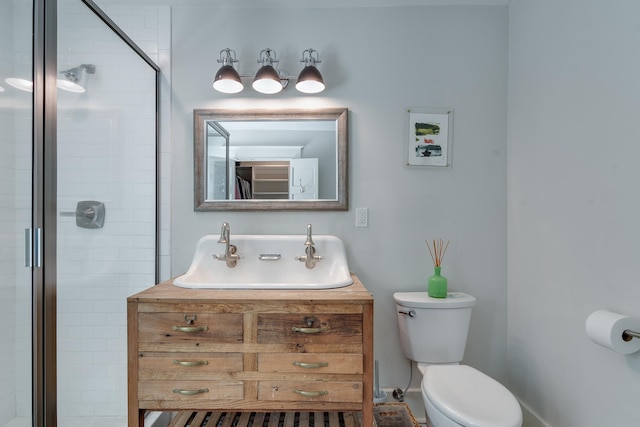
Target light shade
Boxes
[213,65,244,94]
[295,65,325,94]
[252,65,283,94]
[5,78,33,92]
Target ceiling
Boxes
[95,0,510,7]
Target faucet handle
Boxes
[218,222,229,244]
[304,224,314,246]
[299,225,321,269]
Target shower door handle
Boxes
[25,228,42,268]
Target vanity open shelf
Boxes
[127,275,374,427]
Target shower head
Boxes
[58,64,96,93]
[60,64,95,82]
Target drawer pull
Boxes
[293,389,328,397]
[293,361,329,369]
[173,360,209,367]
[172,388,209,395]
[172,325,209,333]
[292,326,327,334]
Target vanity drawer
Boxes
[138,313,243,344]
[139,352,243,380]
[257,314,362,345]
[258,381,362,403]
[139,380,243,402]
[258,353,362,374]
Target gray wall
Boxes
[508,0,640,425]
[171,3,509,403]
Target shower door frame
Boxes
[32,1,161,426]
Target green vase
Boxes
[428,266,448,298]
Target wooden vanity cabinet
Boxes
[127,275,374,427]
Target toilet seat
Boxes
[422,365,522,427]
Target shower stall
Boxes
[0,0,160,426]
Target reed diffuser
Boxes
[426,239,449,298]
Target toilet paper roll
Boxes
[585,310,640,354]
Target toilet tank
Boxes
[393,292,476,363]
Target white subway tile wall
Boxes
[0,0,18,423]
[54,1,171,421]
[1,1,171,425]
[1,0,34,424]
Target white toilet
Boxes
[394,291,522,427]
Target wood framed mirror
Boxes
[194,108,348,211]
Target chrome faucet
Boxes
[212,222,239,268]
[296,224,322,269]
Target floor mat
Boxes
[373,403,419,427]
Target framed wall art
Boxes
[406,108,453,167]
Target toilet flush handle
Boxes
[398,309,415,317]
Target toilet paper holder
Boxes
[622,329,640,341]
[586,310,640,354]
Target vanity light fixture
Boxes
[213,49,244,94]
[212,47,326,95]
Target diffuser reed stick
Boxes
[426,238,449,267]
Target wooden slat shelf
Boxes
[168,410,363,427]
[167,403,419,427]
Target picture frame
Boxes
[406,108,453,167]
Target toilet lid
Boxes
[422,365,522,427]
[393,291,476,309]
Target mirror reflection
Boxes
[194,108,348,211]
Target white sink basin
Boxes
[173,234,353,290]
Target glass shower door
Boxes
[56,1,158,425]
[0,0,33,426]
